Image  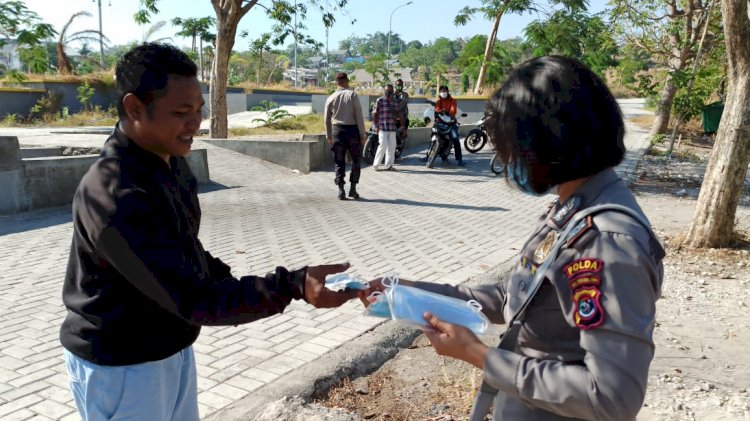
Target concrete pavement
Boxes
[0,100,652,420]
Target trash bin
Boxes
[702,101,724,134]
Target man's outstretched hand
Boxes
[304,263,359,308]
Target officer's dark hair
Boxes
[335,72,349,84]
[395,79,403,84]
[486,55,625,193]
[115,43,198,119]
[439,85,448,91]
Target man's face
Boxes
[385,86,394,96]
[130,75,204,159]
[396,83,403,91]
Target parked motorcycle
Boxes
[464,116,488,153]
[362,124,407,165]
[426,110,467,169]
[490,153,506,175]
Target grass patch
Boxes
[226,113,324,137]
[0,107,117,127]
[629,114,655,130]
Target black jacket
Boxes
[60,125,306,365]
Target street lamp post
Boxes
[386,1,413,78]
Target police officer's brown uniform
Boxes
[411,168,665,420]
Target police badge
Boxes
[533,230,559,263]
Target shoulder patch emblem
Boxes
[551,194,581,228]
[572,286,605,330]
[533,230,559,264]
[565,216,594,248]
[563,258,604,279]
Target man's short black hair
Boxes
[395,79,403,84]
[115,43,198,119]
[439,85,449,91]
[486,55,625,193]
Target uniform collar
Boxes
[547,168,621,229]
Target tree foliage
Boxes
[524,11,617,76]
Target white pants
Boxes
[374,130,396,169]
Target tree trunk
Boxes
[199,38,204,81]
[650,75,678,136]
[473,11,503,96]
[684,0,750,248]
[256,50,262,85]
[209,1,245,139]
[56,43,73,75]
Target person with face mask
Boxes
[371,83,400,171]
[394,78,410,132]
[360,56,665,421]
[432,85,465,166]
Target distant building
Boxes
[349,68,414,88]
[282,66,320,86]
[0,39,22,71]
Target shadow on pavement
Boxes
[0,206,72,236]
[357,197,508,212]
[199,181,241,194]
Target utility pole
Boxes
[93,0,107,69]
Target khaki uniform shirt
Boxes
[324,87,366,140]
[413,168,665,421]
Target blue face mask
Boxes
[507,160,555,196]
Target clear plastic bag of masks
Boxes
[366,273,490,335]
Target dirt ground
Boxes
[314,131,750,420]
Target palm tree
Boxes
[56,11,108,74]
[141,20,172,43]
[172,16,215,80]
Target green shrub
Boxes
[408,116,427,128]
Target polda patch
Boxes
[563,258,604,279]
[572,286,604,330]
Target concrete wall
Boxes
[20,147,65,158]
[0,136,29,214]
[0,89,45,118]
[0,136,210,214]
[201,137,319,173]
[0,82,250,119]
[247,89,313,108]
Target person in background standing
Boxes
[394,78,410,139]
[324,72,367,200]
[372,83,399,171]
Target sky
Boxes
[23,0,608,53]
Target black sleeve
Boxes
[94,188,306,326]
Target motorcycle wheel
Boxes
[426,139,439,169]
[490,154,506,175]
[464,130,487,153]
[363,135,377,165]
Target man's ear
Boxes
[122,93,144,121]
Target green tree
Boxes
[524,11,617,77]
[0,1,56,48]
[171,16,215,80]
[684,0,750,248]
[18,44,49,73]
[364,54,388,87]
[56,11,109,75]
[455,0,586,95]
[611,0,719,136]
[138,0,351,137]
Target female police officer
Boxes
[362,55,665,420]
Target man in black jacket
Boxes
[60,43,356,421]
